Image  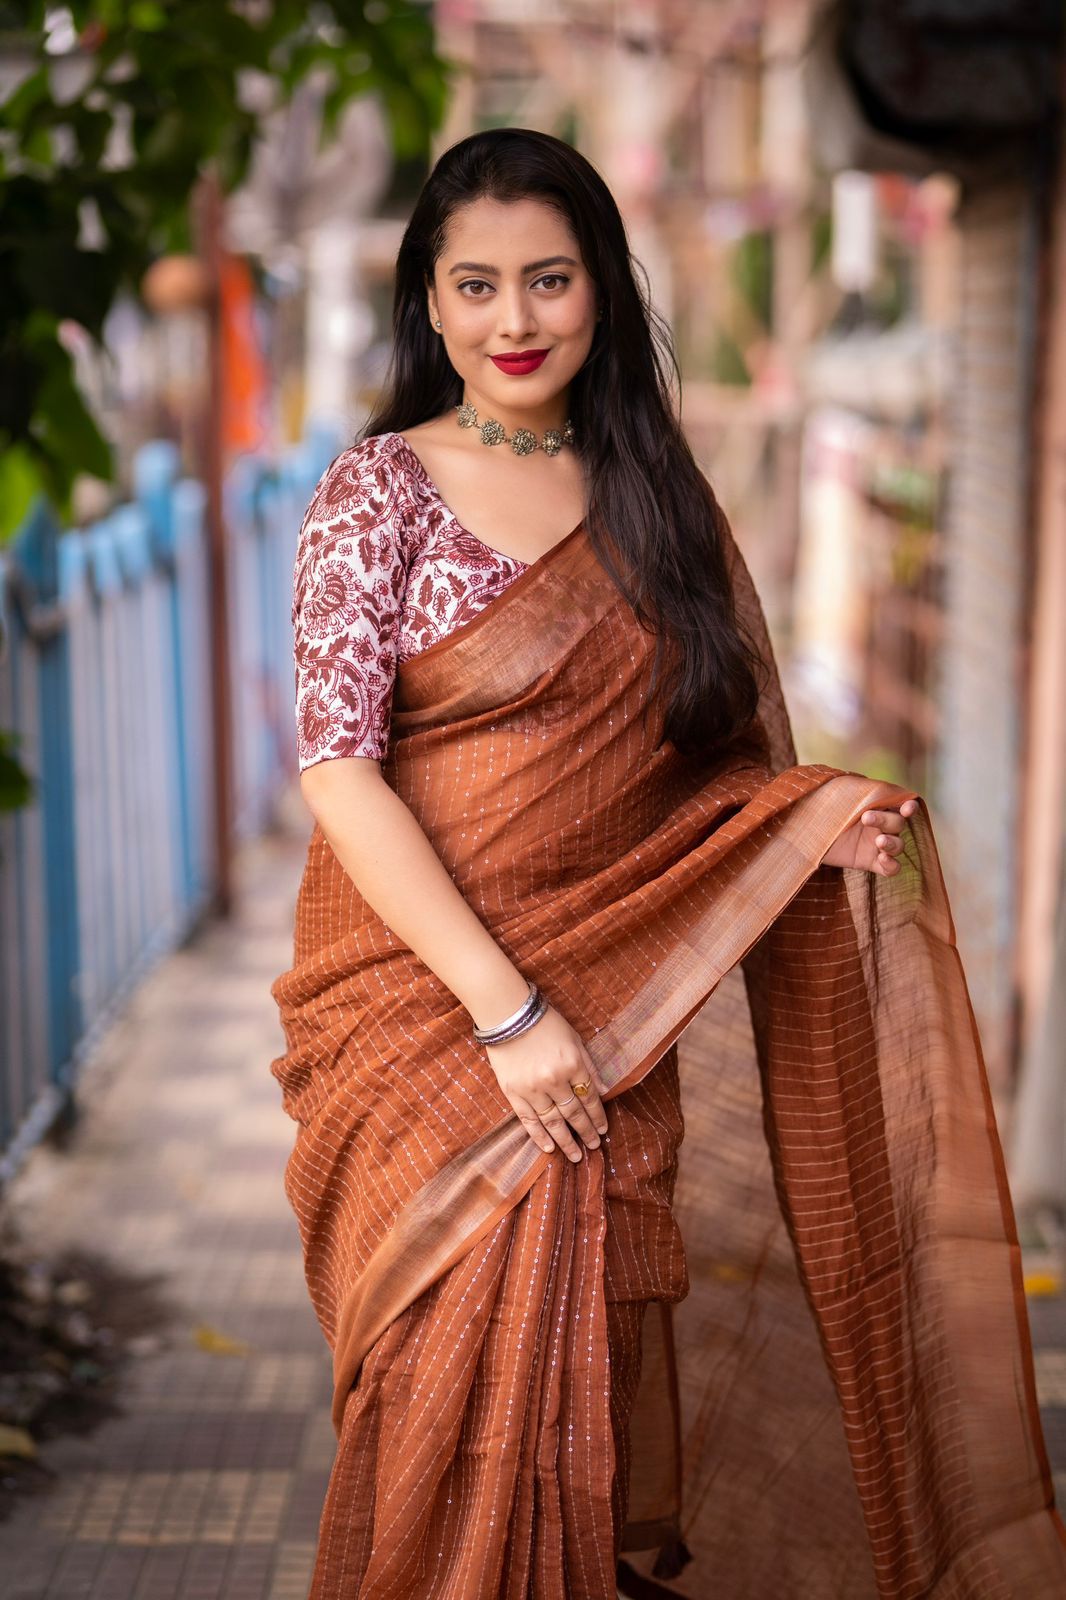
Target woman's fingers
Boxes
[530,1099,585,1161]
[568,1056,610,1141]
[512,1097,558,1155]
[512,1083,607,1162]
[554,1092,603,1149]
[861,808,903,836]
[861,804,917,875]
[862,800,918,835]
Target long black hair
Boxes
[358,127,765,759]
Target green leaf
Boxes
[0,442,44,544]
[0,66,50,127]
[14,234,117,338]
[0,730,35,814]
[22,123,54,164]
[129,1,167,29]
[33,357,114,481]
[67,105,113,169]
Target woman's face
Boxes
[426,195,599,428]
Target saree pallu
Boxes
[270,516,1066,1598]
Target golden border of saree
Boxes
[271,518,1066,1598]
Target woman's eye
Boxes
[457,274,570,296]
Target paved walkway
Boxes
[4,786,1066,1598]
[5,790,330,1600]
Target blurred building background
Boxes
[2,0,1066,1216]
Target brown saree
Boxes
[269,510,1066,1599]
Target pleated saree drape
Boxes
[269,509,1066,1599]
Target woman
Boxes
[270,128,1065,1598]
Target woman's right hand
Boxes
[484,1005,610,1161]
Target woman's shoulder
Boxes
[293,434,421,608]
[302,431,411,533]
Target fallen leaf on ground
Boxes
[0,1425,37,1460]
[1024,1271,1063,1297]
[193,1323,252,1356]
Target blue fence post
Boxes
[11,501,82,1091]
[172,476,213,914]
[59,526,102,1049]
[135,442,191,928]
[225,455,258,839]
[258,465,290,791]
[87,511,127,1015]
[0,546,49,1156]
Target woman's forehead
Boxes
[441,195,579,263]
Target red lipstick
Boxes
[490,349,549,375]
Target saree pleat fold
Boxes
[270,518,1066,1597]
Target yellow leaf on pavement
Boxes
[1023,1271,1063,1298]
[193,1323,252,1356]
[0,1424,38,1460]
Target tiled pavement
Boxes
[4,790,331,1600]
[3,785,1066,1598]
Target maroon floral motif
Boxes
[291,432,528,770]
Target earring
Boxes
[435,319,441,328]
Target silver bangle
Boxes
[478,991,548,1046]
[473,981,548,1046]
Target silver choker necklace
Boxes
[455,401,575,457]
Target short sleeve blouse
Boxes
[292,431,528,770]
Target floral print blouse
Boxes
[292,430,528,771]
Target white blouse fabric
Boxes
[292,431,529,771]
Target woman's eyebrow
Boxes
[446,255,579,276]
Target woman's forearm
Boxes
[299,757,531,1029]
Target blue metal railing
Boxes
[0,425,342,1175]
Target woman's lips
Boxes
[490,349,549,374]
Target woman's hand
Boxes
[820,798,919,875]
[484,1006,610,1162]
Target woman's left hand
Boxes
[819,798,919,875]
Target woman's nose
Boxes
[494,292,537,338]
